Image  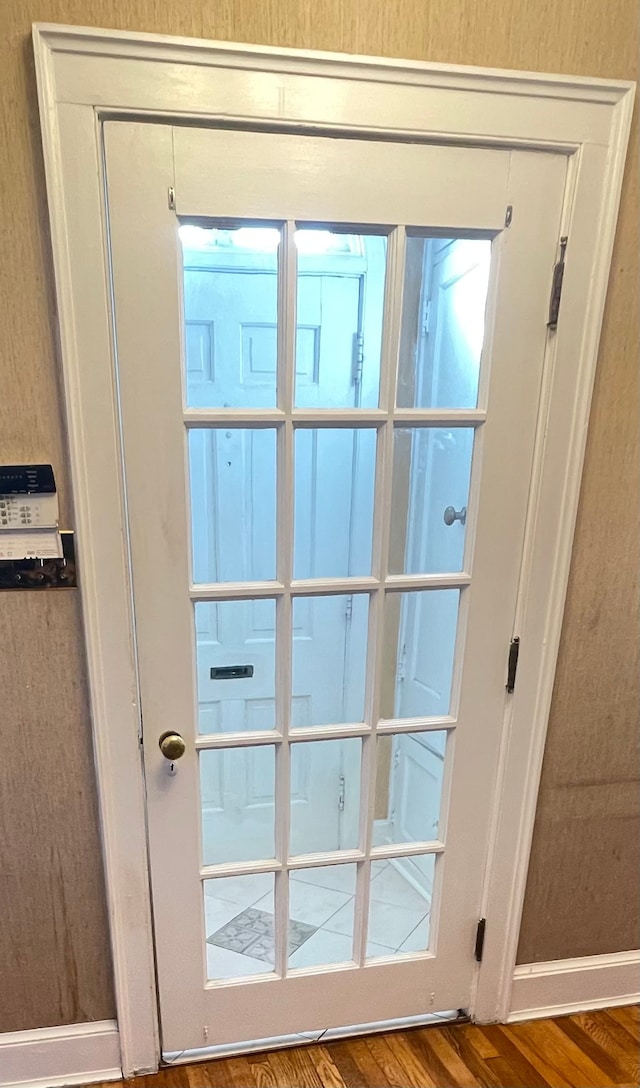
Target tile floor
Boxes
[208,906,315,962]
[204,860,431,980]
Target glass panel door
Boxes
[105,121,566,1053]
[182,221,482,986]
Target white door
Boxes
[104,121,566,1054]
[395,238,490,725]
[184,234,380,859]
[383,238,491,890]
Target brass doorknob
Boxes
[158,731,186,761]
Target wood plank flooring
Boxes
[96,1006,639,1088]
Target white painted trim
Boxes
[473,96,635,1025]
[31,22,632,115]
[30,83,159,1078]
[0,1021,121,1088]
[30,20,634,1071]
[508,952,640,1022]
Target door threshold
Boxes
[162,1009,467,1064]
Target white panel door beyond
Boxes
[186,245,375,858]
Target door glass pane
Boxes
[390,428,474,575]
[200,745,275,865]
[292,595,369,728]
[397,236,491,409]
[189,428,276,584]
[366,855,434,958]
[372,731,446,847]
[290,739,361,856]
[204,873,275,980]
[194,600,276,735]
[287,864,357,969]
[381,591,460,719]
[180,224,279,409]
[294,428,376,579]
[295,230,386,409]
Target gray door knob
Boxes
[443,505,467,526]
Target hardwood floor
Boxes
[97,1006,639,1088]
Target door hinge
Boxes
[505,204,513,228]
[345,594,354,621]
[167,186,176,211]
[338,773,346,813]
[506,636,520,694]
[353,333,364,384]
[547,235,568,329]
[475,918,486,962]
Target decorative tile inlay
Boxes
[207,907,316,963]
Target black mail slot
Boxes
[210,664,254,680]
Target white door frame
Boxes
[32,23,634,1076]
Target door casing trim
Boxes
[31,23,634,1076]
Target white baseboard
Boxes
[509,950,640,1022]
[0,1019,121,1088]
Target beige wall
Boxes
[0,0,637,1032]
